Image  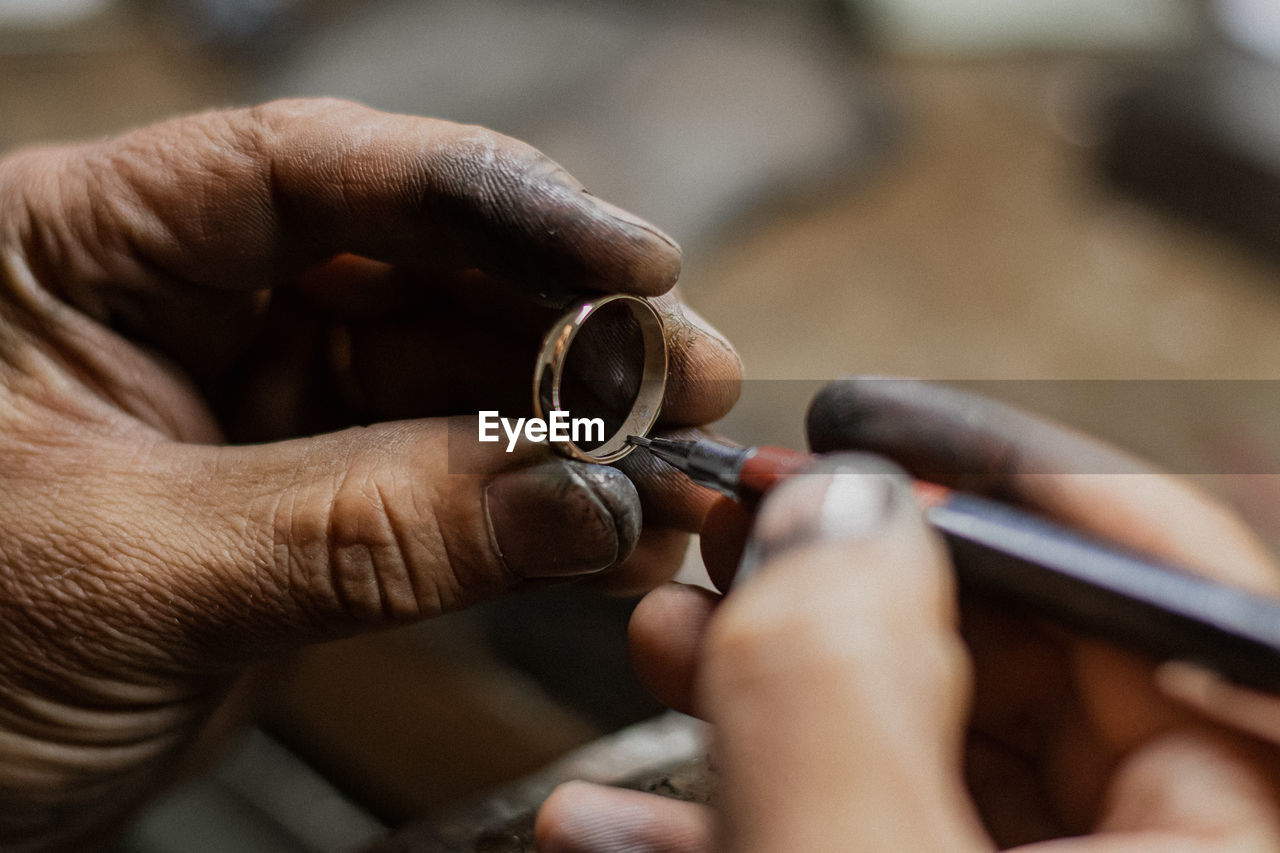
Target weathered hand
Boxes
[0,98,739,849]
[537,380,1280,852]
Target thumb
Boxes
[143,416,640,659]
[698,454,989,853]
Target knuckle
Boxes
[267,479,329,611]
[293,464,430,623]
[327,471,399,620]
[242,97,373,181]
[250,430,510,629]
[245,97,366,135]
[267,447,484,625]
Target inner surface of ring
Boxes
[559,299,646,453]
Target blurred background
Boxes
[3,0,1280,850]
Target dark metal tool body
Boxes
[629,434,1280,694]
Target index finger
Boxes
[7,98,681,296]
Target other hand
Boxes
[538,379,1280,852]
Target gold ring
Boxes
[533,294,667,463]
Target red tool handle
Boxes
[739,447,955,507]
[703,447,957,588]
[738,445,814,500]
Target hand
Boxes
[537,379,1280,852]
[0,98,739,848]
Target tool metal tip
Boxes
[626,434,652,447]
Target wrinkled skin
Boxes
[538,380,1280,853]
[0,98,740,849]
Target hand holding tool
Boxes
[628,434,1280,694]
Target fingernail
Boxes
[736,453,910,584]
[582,191,682,253]
[484,460,641,578]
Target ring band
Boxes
[533,294,667,464]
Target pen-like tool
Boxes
[628,433,1280,694]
